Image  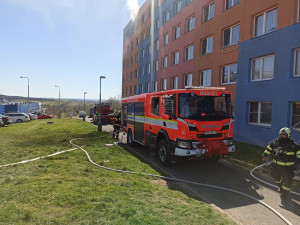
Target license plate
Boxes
[204,131,217,135]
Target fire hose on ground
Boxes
[1,131,299,225]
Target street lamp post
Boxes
[83,92,87,121]
[20,76,29,113]
[98,76,106,132]
[55,85,61,118]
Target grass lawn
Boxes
[231,141,266,167]
[0,119,235,225]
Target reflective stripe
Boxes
[286,152,295,156]
[273,160,294,166]
[129,116,178,130]
[297,150,300,155]
[267,145,273,151]
[281,185,291,191]
[264,149,272,155]
[275,178,283,184]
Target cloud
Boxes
[127,0,139,20]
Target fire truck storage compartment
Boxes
[133,102,145,144]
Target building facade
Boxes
[122,0,300,146]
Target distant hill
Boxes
[0,94,98,104]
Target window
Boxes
[155,19,160,30]
[172,77,178,89]
[140,67,144,76]
[222,64,237,84]
[175,0,182,14]
[294,49,300,76]
[226,0,240,10]
[135,69,138,78]
[187,0,193,4]
[139,84,144,93]
[291,102,300,130]
[141,49,145,58]
[162,79,167,90]
[185,73,193,86]
[147,64,151,74]
[255,8,278,37]
[153,81,157,92]
[251,55,274,81]
[162,56,168,68]
[148,26,151,37]
[173,51,179,65]
[142,32,146,40]
[298,0,300,22]
[130,86,133,95]
[249,102,272,126]
[187,16,195,32]
[130,71,133,80]
[163,10,170,23]
[136,37,140,46]
[174,26,181,39]
[155,39,159,50]
[141,14,145,24]
[202,36,213,55]
[200,69,212,86]
[134,85,137,94]
[185,45,194,61]
[154,60,158,72]
[151,97,160,115]
[145,82,150,92]
[164,34,169,45]
[146,45,151,55]
[203,3,215,23]
[224,25,240,47]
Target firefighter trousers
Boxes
[270,164,295,196]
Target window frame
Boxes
[185,45,194,61]
[202,36,214,55]
[225,0,240,10]
[248,101,272,127]
[200,69,212,87]
[184,73,193,87]
[164,33,169,46]
[146,64,151,74]
[173,51,179,65]
[254,8,278,37]
[203,2,215,23]
[221,63,238,84]
[251,54,275,82]
[162,56,168,68]
[163,10,170,23]
[187,16,195,32]
[291,102,300,131]
[154,60,158,72]
[172,76,178,89]
[162,79,167,91]
[223,24,240,47]
[293,48,300,77]
[174,0,182,14]
[174,26,181,40]
[151,97,160,115]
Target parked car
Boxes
[0,115,12,126]
[0,119,3,127]
[37,114,53,119]
[79,111,86,118]
[28,113,37,120]
[5,113,30,123]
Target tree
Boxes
[106,95,121,111]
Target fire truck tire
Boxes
[127,130,134,147]
[158,140,171,166]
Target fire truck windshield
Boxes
[178,93,231,121]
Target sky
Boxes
[0,0,145,100]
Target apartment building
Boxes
[122,0,300,146]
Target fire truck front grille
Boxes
[197,133,223,138]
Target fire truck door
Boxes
[134,102,145,144]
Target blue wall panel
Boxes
[235,23,300,147]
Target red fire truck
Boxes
[121,87,235,165]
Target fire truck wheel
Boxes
[127,130,134,146]
[158,140,171,166]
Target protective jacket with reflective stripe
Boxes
[263,137,300,166]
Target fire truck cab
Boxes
[121,87,235,165]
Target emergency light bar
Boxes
[184,86,226,91]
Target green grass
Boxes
[0,119,235,225]
[231,141,265,167]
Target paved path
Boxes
[100,125,300,225]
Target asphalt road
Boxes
[100,124,300,225]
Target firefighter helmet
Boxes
[279,127,291,138]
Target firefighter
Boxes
[262,127,300,200]
[113,111,121,139]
